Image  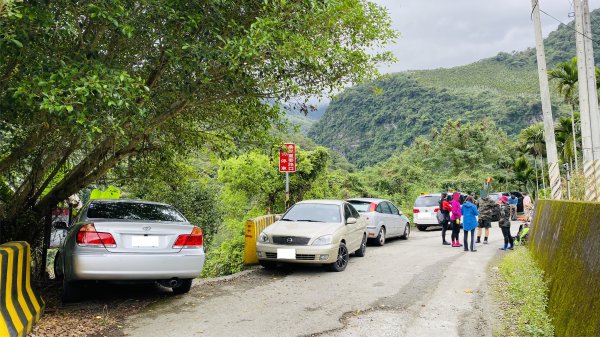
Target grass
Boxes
[491,247,555,337]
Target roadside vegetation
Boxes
[491,247,554,337]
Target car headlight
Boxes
[258,232,269,243]
[312,234,333,246]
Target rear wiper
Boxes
[280,218,294,221]
[296,219,323,222]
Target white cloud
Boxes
[372,0,600,73]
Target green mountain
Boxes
[309,9,600,167]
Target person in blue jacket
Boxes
[461,195,479,252]
[508,193,518,220]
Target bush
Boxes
[493,247,554,337]
[201,234,245,278]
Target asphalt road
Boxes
[122,226,513,337]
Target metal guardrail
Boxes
[243,215,278,265]
[0,241,45,337]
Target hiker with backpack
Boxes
[476,193,496,244]
[498,201,514,251]
[450,192,463,247]
[438,192,452,245]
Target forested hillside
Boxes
[309,9,600,167]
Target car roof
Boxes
[89,199,172,206]
[296,199,345,206]
[347,198,387,203]
[416,193,441,197]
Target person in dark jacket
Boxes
[498,203,514,250]
[461,195,479,252]
[450,192,462,247]
[476,195,495,244]
[439,192,452,245]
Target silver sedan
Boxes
[347,198,410,245]
[55,199,205,302]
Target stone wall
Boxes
[530,200,600,337]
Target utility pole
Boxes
[531,0,563,200]
[575,0,600,201]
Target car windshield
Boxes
[282,203,341,223]
[348,201,370,212]
[87,202,186,222]
[414,196,440,207]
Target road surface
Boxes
[122,227,510,337]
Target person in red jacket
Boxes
[439,192,452,245]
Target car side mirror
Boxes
[275,215,282,221]
[346,217,357,224]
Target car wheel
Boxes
[329,242,349,272]
[172,279,193,295]
[355,234,367,257]
[375,227,386,246]
[259,260,278,270]
[53,251,63,280]
[400,223,410,240]
[417,225,427,231]
[61,279,81,303]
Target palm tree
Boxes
[548,57,579,171]
[519,123,546,158]
[555,114,581,167]
[519,123,546,194]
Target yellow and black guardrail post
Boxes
[0,241,45,337]
[243,214,278,265]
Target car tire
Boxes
[375,227,386,246]
[400,223,410,240]
[53,251,63,280]
[417,225,427,231]
[62,279,81,303]
[259,260,278,270]
[172,279,193,295]
[355,234,367,257]
[329,242,349,272]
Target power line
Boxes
[536,6,600,46]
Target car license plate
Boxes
[131,235,159,247]
[420,212,431,218]
[277,248,295,259]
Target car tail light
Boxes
[413,208,420,213]
[434,208,439,213]
[173,227,203,249]
[76,223,117,248]
[368,202,377,212]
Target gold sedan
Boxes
[256,200,367,272]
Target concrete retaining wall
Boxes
[0,241,45,337]
[243,214,278,265]
[530,200,600,337]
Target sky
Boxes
[373,0,600,73]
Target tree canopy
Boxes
[0,0,396,242]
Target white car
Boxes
[413,194,443,231]
[347,198,410,245]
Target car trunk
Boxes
[91,220,192,253]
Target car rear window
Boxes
[348,201,371,212]
[488,194,500,201]
[86,202,186,222]
[282,203,341,223]
[414,196,440,207]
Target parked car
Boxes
[255,200,367,272]
[55,199,205,302]
[413,193,443,231]
[347,198,410,245]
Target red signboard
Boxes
[279,143,296,172]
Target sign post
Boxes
[279,143,296,209]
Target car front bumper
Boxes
[70,251,205,281]
[256,242,339,264]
